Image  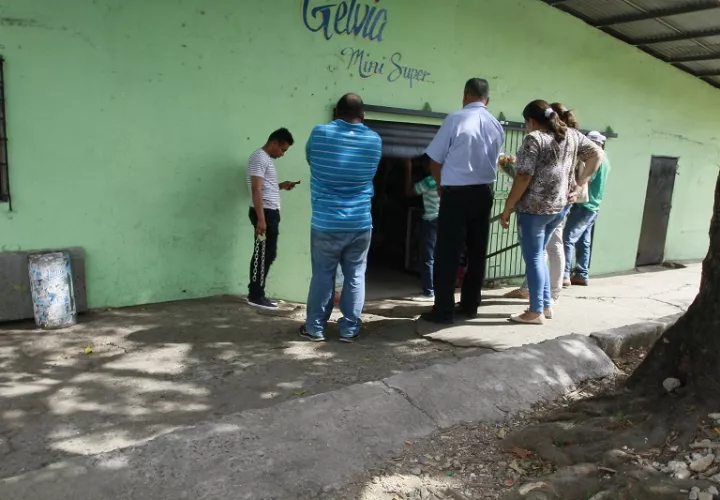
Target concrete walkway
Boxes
[382,264,698,349]
[0,264,700,499]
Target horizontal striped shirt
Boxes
[246,149,280,210]
[414,176,440,221]
[306,120,382,233]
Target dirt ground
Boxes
[0,296,486,479]
[328,345,720,500]
[326,349,650,500]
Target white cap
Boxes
[587,131,607,144]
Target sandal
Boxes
[509,312,545,325]
[504,288,529,299]
[524,307,553,319]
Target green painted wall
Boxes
[0,0,718,308]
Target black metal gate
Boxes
[485,125,528,281]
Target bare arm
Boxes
[500,134,538,229]
[250,176,266,235]
[575,133,604,185]
[430,160,442,189]
[504,174,532,212]
[577,152,602,186]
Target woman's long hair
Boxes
[522,100,567,143]
[550,102,579,129]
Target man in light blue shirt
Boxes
[301,93,382,342]
[421,78,505,324]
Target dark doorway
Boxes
[636,156,678,267]
[363,120,440,300]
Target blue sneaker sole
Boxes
[339,336,359,343]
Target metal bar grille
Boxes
[485,127,528,281]
[0,57,8,204]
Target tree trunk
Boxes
[628,171,720,396]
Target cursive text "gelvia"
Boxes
[302,0,388,42]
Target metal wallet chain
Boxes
[251,234,267,288]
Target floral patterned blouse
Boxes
[514,128,602,215]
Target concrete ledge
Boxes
[385,334,617,427]
[0,335,617,500]
[590,313,682,360]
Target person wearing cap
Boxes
[563,130,611,287]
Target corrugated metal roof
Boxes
[541,0,720,89]
[611,19,677,38]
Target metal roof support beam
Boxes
[668,52,720,63]
[695,69,720,77]
[633,27,720,45]
[594,1,720,28]
[702,77,720,88]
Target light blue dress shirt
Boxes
[425,102,505,186]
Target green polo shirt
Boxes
[580,155,611,212]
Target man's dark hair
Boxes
[268,128,294,146]
[335,93,364,120]
[464,78,490,100]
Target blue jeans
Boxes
[420,218,438,296]
[518,211,567,313]
[305,230,372,338]
[563,205,598,280]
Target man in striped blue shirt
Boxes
[300,94,382,342]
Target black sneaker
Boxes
[339,334,360,343]
[247,296,279,311]
[299,326,326,342]
[454,303,478,320]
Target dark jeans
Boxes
[433,184,494,321]
[248,207,280,300]
[420,218,438,296]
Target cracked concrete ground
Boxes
[0,264,700,485]
[0,299,482,480]
[413,264,700,348]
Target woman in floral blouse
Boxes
[500,100,602,324]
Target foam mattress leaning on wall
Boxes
[28,251,77,329]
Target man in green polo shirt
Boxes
[563,131,611,286]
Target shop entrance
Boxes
[362,119,530,299]
[364,120,439,300]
